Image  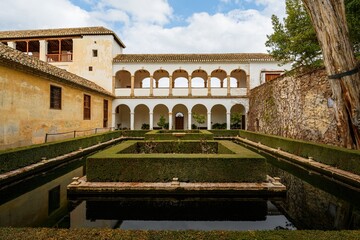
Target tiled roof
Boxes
[0,26,125,48]
[113,53,274,63]
[0,43,114,98]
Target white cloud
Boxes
[0,0,285,54]
[122,9,273,54]
[91,0,173,26]
[0,0,103,30]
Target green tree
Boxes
[157,115,166,129]
[231,112,243,129]
[192,112,206,129]
[266,0,360,68]
[346,0,360,54]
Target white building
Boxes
[0,26,290,131]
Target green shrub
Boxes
[87,140,266,183]
[144,130,213,140]
[0,131,122,174]
[239,130,360,175]
[209,130,240,137]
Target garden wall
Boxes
[247,68,340,146]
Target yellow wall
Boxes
[0,65,113,150]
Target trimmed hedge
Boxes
[209,130,240,137]
[87,140,266,183]
[0,131,122,174]
[119,140,221,154]
[144,130,214,140]
[1,228,360,240]
[119,130,149,137]
[239,130,360,175]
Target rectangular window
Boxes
[92,49,98,57]
[265,73,281,82]
[84,94,91,120]
[89,66,93,71]
[103,99,108,128]
[50,85,62,109]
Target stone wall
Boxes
[248,68,341,146]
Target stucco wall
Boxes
[0,66,113,150]
[247,68,340,146]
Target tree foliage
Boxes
[266,0,360,68]
[192,112,206,129]
[157,115,167,129]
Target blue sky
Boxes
[0,0,286,53]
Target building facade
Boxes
[0,26,290,149]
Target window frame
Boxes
[83,94,91,120]
[50,85,62,110]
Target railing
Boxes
[45,127,114,143]
[47,53,73,62]
[114,87,248,97]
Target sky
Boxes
[0,0,286,54]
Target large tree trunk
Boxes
[303,0,360,149]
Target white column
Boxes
[188,112,192,130]
[7,42,16,49]
[168,112,173,130]
[226,111,231,130]
[207,112,212,130]
[39,40,47,62]
[149,112,154,130]
[130,111,135,130]
[112,112,116,129]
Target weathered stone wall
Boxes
[0,66,113,150]
[248,68,340,146]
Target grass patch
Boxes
[0,228,360,240]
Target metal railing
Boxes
[45,127,115,143]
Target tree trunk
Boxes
[302,0,360,149]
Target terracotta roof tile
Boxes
[0,43,114,98]
[0,26,125,48]
[113,53,274,63]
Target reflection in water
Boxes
[0,159,85,227]
[68,198,295,231]
[267,156,360,230]
[1,152,360,230]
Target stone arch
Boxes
[191,104,208,129]
[115,70,131,88]
[134,69,150,88]
[173,69,189,88]
[115,104,130,130]
[230,69,247,88]
[154,69,170,88]
[230,104,246,129]
[191,69,207,88]
[153,104,169,129]
[211,104,227,129]
[173,104,189,129]
[211,69,227,88]
[134,104,150,129]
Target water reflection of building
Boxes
[269,164,360,230]
[0,162,84,227]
